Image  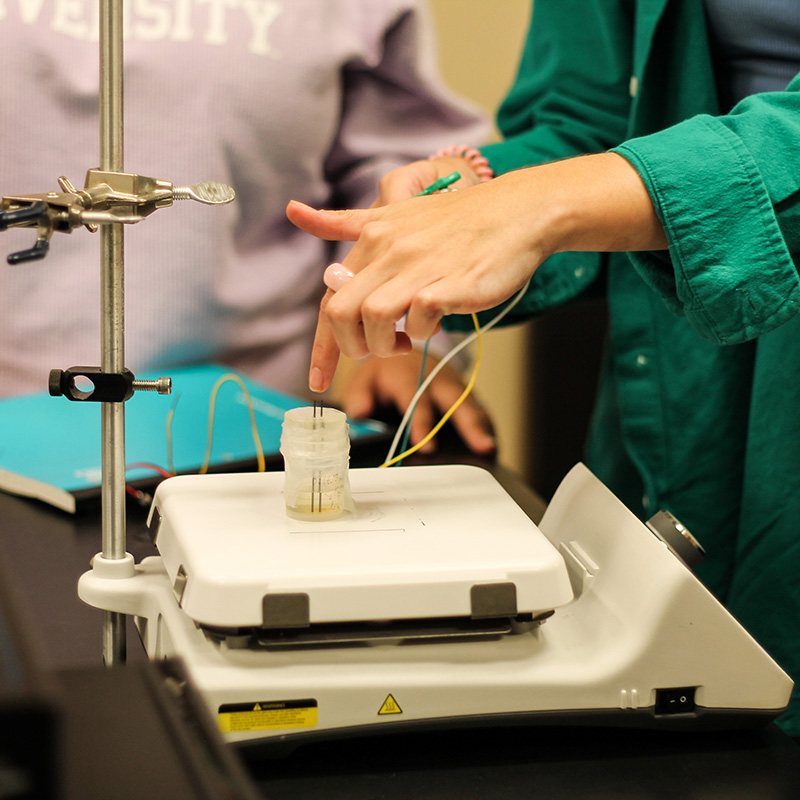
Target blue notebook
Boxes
[0,364,388,513]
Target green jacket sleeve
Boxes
[444,0,635,333]
[614,72,800,345]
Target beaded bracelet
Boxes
[430,144,494,182]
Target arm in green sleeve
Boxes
[614,73,800,345]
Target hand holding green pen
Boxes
[322,172,461,291]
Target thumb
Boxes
[286,200,385,241]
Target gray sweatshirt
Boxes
[0,0,487,396]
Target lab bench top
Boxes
[0,463,798,800]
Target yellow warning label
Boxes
[218,699,318,734]
[378,694,403,715]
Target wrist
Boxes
[546,153,667,253]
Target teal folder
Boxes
[0,364,387,512]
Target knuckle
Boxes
[414,288,445,318]
[413,289,445,325]
[361,296,396,324]
[325,301,355,327]
[359,220,385,247]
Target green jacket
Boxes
[453,0,800,733]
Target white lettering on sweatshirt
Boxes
[0,0,283,56]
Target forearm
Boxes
[374,150,666,259]
[498,152,668,257]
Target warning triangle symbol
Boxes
[378,694,403,715]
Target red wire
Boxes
[125,461,173,479]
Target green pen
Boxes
[415,171,461,196]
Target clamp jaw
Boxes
[0,169,235,264]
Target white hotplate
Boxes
[148,465,574,628]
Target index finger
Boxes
[308,289,341,393]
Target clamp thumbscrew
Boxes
[131,377,172,395]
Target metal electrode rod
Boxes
[99,0,127,666]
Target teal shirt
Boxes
[446,0,800,733]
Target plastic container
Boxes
[280,406,355,521]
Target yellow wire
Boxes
[165,393,180,475]
[380,313,482,468]
[199,373,266,474]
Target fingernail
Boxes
[323,262,354,292]
[309,367,325,393]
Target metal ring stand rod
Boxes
[0,0,232,668]
[99,0,127,667]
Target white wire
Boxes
[384,278,532,464]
